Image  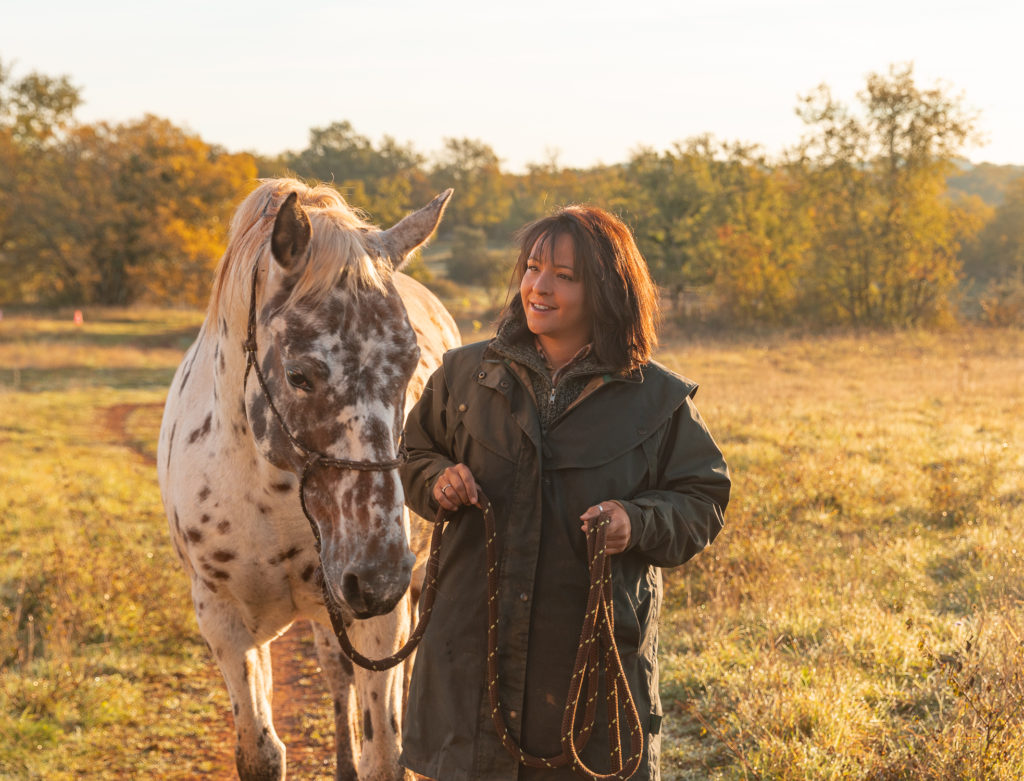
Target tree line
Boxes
[1,58,1021,327]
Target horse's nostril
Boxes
[342,572,361,602]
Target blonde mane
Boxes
[209,178,389,320]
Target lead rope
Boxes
[324,489,644,780]
[481,494,645,780]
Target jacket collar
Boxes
[487,315,625,384]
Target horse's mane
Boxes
[209,178,388,320]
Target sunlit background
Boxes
[4,4,1024,780]
[2,0,1021,168]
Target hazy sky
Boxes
[2,0,1021,171]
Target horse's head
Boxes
[243,183,450,618]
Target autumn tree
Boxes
[712,155,812,325]
[281,120,427,226]
[625,138,725,289]
[429,138,511,235]
[0,57,80,146]
[959,175,1024,325]
[963,174,1024,284]
[0,59,82,303]
[1,112,255,306]
[796,64,979,326]
[502,155,632,239]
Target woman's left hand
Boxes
[580,501,631,555]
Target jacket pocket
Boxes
[451,397,521,466]
[611,563,660,650]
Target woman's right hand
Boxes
[433,463,480,511]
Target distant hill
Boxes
[947,161,1024,206]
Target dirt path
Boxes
[104,403,336,778]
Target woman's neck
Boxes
[535,334,589,372]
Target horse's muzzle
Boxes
[325,549,416,618]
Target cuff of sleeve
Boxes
[426,463,455,511]
[618,500,645,552]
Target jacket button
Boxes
[477,371,486,379]
[519,592,528,602]
[500,380,509,388]
[509,710,518,719]
[457,403,467,412]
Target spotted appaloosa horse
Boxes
[157,179,460,781]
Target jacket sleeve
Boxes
[400,364,457,521]
[618,395,730,568]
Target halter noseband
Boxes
[241,259,408,551]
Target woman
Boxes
[400,206,730,780]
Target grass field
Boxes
[1,309,1022,779]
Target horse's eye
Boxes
[285,368,312,391]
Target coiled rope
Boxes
[323,489,645,780]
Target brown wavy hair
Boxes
[498,205,659,372]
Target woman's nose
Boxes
[533,267,553,293]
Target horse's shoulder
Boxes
[440,339,491,373]
[393,272,459,349]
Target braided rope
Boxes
[320,504,448,671]
[322,489,645,778]
[482,495,645,780]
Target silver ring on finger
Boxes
[441,483,452,496]
[597,504,604,514]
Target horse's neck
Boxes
[206,299,254,422]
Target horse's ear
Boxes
[271,192,312,270]
[382,189,453,270]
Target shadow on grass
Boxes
[0,366,177,392]
[0,325,201,352]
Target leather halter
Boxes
[240,259,407,550]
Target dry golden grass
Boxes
[656,327,1024,779]
[1,311,1022,779]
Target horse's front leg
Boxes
[350,596,412,781]
[312,621,359,780]
[194,582,285,781]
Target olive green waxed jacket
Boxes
[399,340,730,781]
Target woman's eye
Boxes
[286,368,312,391]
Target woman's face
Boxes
[520,232,590,351]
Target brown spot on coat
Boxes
[338,651,353,676]
[165,422,177,470]
[212,550,236,562]
[188,413,213,445]
[268,546,301,565]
